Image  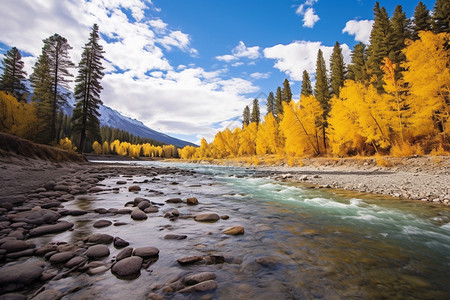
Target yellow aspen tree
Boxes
[256,113,284,156]
[92,141,102,154]
[102,141,109,154]
[239,122,258,156]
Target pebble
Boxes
[144,206,159,213]
[133,247,159,258]
[86,233,114,244]
[163,234,187,240]
[112,256,143,277]
[186,197,199,205]
[88,265,110,275]
[65,256,87,268]
[93,220,112,228]
[116,247,133,261]
[131,208,148,220]
[165,198,183,204]
[223,226,244,235]
[128,185,141,192]
[194,213,220,222]
[177,256,203,265]
[85,244,110,259]
[113,237,129,248]
[49,251,75,264]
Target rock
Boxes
[10,209,60,225]
[35,244,58,256]
[116,247,133,261]
[89,187,103,193]
[144,206,158,213]
[0,260,46,285]
[255,256,281,267]
[133,247,159,258]
[113,222,128,226]
[131,208,148,220]
[88,265,110,275]
[6,248,35,259]
[85,245,110,259]
[147,293,165,300]
[165,198,183,204]
[220,215,229,220]
[184,272,216,285]
[128,185,141,192]
[65,256,86,268]
[0,240,32,253]
[116,181,127,185]
[117,208,132,214]
[112,256,143,277]
[204,255,225,265]
[87,233,114,244]
[94,208,108,214]
[223,226,244,235]
[113,237,129,248]
[29,221,74,237]
[179,280,217,293]
[194,213,220,222]
[186,197,198,205]
[31,289,63,300]
[0,293,27,300]
[163,234,187,240]
[137,201,151,210]
[49,251,75,264]
[177,256,203,265]
[93,220,112,228]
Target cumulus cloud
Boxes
[264,41,351,81]
[250,72,271,79]
[216,41,260,62]
[295,0,320,28]
[342,19,374,44]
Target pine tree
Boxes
[431,0,450,34]
[367,2,391,92]
[388,5,410,80]
[314,49,330,150]
[242,105,250,127]
[347,42,367,82]
[274,86,283,121]
[330,41,346,97]
[301,70,313,96]
[72,24,105,154]
[42,33,75,143]
[412,1,431,40]
[0,47,27,100]
[30,52,54,144]
[281,78,292,103]
[266,92,274,116]
[250,98,261,125]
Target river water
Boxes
[37,161,450,299]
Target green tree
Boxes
[412,1,431,40]
[42,33,75,143]
[330,41,346,97]
[282,78,292,103]
[347,42,367,82]
[274,86,283,121]
[30,52,54,143]
[367,2,391,91]
[250,98,261,125]
[388,5,410,79]
[314,49,330,150]
[72,24,105,154]
[301,70,313,96]
[432,0,450,33]
[0,47,27,100]
[242,105,250,127]
[266,92,274,116]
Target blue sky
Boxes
[0,0,436,144]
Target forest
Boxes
[179,1,449,162]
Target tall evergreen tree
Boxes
[72,24,105,154]
[30,52,54,144]
[266,92,274,116]
[301,70,313,96]
[314,49,330,151]
[431,0,450,33]
[250,99,261,125]
[330,41,346,97]
[281,78,292,103]
[347,42,367,82]
[412,1,431,40]
[388,5,410,79]
[242,105,250,127]
[367,2,391,91]
[274,86,283,121]
[42,33,75,143]
[0,47,27,100]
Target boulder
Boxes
[223,226,244,235]
[137,201,151,210]
[186,197,198,205]
[194,213,220,222]
[85,245,110,259]
[112,256,143,277]
[133,247,159,258]
[86,233,113,244]
[131,208,147,220]
[116,247,133,261]
[179,280,217,293]
[29,221,74,237]
[93,220,112,228]
[0,260,46,285]
[184,272,216,286]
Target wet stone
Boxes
[133,246,159,258]
[65,256,86,268]
[112,256,143,277]
[179,280,217,293]
[88,265,110,275]
[223,226,245,235]
[32,289,63,300]
[85,244,110,259]
[0,260,46,286]
[113,237,129,248]
[177,256,203,265]
[93,220,112,228]
[131,208,147,220]
[87,233,114,244]
[165,198,183,204]
[0,240,32,253]
[29,221,74,237]
[144,206,159,213]
[194,213,220,222]
[186,197,199,205]
[128,185,141,192]
[184,272,216,286]
[116,247,133,261]
[49,251,75,264]
[163,234,187,240]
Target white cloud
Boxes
[302,8,320,28]
[250,72,271,79]
[342,20,374,44]
[264,41,351,81]
[231,62,244,67]
[216,41,260,62]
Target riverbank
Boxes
[180,156,450,205]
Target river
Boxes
[37,160,450,299]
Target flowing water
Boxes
[30,161,450,299]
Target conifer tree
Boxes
[266,92,274,116]
[431,0,450,33]
[330,41,346,97]
[72,24,105,154]
[0,47,27,100]
[367,2,391,91]
[412,1,431,40]
[282,78,292,103]
[242,105,250,127]
[314,49,330,150]
[347,42,367,82]
[30,52,54,144]
[388,5,410,79]
[250,99,261,125]
[274,86,283,121]
[301,70,313,96]
[40,33,75,143]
